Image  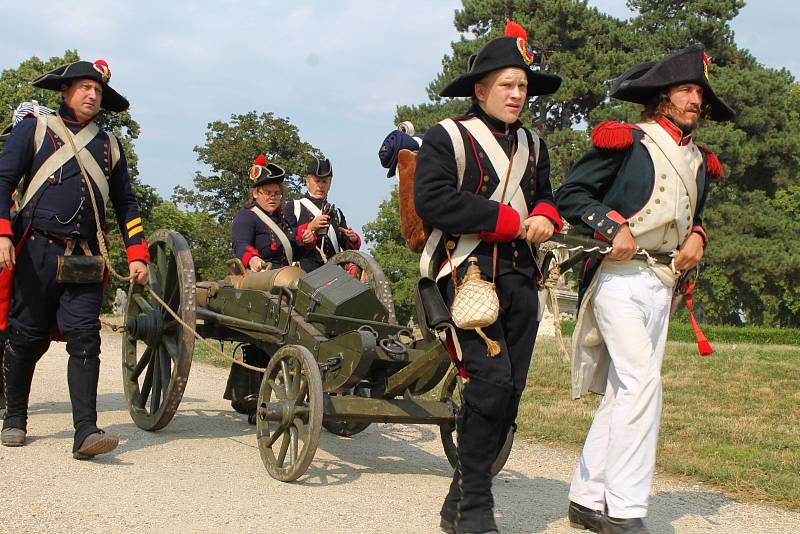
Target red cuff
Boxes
[607,210,626,224]
[126,239,150,264]
[530,202,564,233]
[296,223,317,249]
[242,245,260,267]
[692,225,708,245]
[348,232,362,250]
[479,204,521,242]
[0,218,12,238]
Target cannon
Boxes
[121,230,513,481]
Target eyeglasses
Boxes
[259,191,283,198]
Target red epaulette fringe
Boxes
[697,145,725,180]
[591,121,641,150]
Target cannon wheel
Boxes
[122,230,196,431]
[321,386,371,437]
[256,345,323,482]
[438,365,514,476]
[329,250,397,325]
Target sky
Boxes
[1,1,796,240]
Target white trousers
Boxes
[568,269,672,518]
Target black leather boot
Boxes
[600,516,649,534]
[568,501,603,532]
[1,336,48,433]
[65,331,104,452]
[224,344,267,417]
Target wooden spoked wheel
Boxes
[438,365,514,476]
[122,229,196,431]
[329,250,397,325]
[256,345,323,482]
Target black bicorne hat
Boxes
[306,157,332,178]
[249,154,286,187]
[610,44,735,122]
[31,59,129,113]
[440,21,561,98]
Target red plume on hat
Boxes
[505,20,535,65]
[504,20,528,40]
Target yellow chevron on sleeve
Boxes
[126,217,142,230]
[128,225,144,238]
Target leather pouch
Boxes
[56,239,105,284]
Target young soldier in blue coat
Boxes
[556,44,730,534]
[414,21,563,534]
[283,157,361,273]
[231,155,304,270]
[226,156,307,419]
[0,60,150,457]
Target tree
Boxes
[174,111,323,220]
[362,189,420,325]
[369,0,800,327]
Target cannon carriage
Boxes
[121,230,512,481]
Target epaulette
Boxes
[697,145,725,180]
[591,121,641,150]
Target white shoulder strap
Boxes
[47,116,110,207]
[293,199,301,222]
[419,119,467,277]
[249,206,293,265]
[19,116,102,211]
[107,132,121,169]
[34,113,47,154]
[299,197,340,253]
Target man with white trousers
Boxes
[555,44,732,533]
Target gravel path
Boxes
[1,333,797,534]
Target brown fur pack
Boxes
[396,149,429,253]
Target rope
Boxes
[60,116,267,375]
[542,263,570,363]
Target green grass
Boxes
[192,341,236,368]
[561,320,800,346]
[519,337,800,511]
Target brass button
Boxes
[76,223,81,228]
[685,204,690,210]
[598,221,604,227]
[446,240,456,250]
[48,239,53,244]
[511,241,516,248]
[529,155,535,162]
[479,152,485,159]
[104,143,108,149]
[481,185,488,192]
[637,216,643,222]
[661,174,667,179]
[588,214,594,221]
[30,235,35,240]
[659,186,665,192]
[670,222,676,228]
[629,222,635,228]
[646,209,652,214]
[662,240,668,245]
[655,199,661,204]
[513,251,519,257]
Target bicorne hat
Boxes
[440,21,561,98]
[306,157,332,178]
[249,154,286,187]
[31,59,130,113]
[610,43,735,122]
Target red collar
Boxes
[656,116,691,146]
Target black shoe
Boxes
[600,515,649,534]
[568,501,602,532]
[454,513,499,533]
[440,516,455,534]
